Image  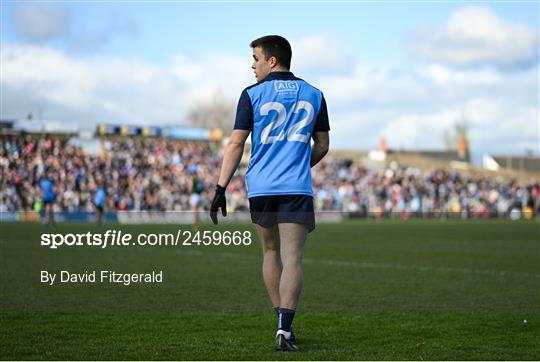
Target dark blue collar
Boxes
[262,71,297,81]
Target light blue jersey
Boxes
[94,188,106,207]
[39,178,55,202]
[234,72,330,198]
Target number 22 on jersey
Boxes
[260,101,315,144]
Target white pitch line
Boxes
[179,250,540,279]
[302,258,540,278]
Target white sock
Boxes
[276,329,292,340]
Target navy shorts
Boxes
[249,195,315,233]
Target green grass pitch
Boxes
[1,219,539,360]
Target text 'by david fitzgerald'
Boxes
[41,270,163,286]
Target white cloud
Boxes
[292,35,353,74]
[68,13,140,52]
[1,32,538,161]
[316,61,538,158]
[410,6,539,68]
[10,3,139,52]
[1,43,251,126]
[421,64,503,86]
[11,3,71,43]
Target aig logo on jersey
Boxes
[274,80,299,93]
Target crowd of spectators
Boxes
[312,158,539,219]
[1,134,538,219]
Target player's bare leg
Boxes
[277,223,307,310]
[255,224,282,308]
[273,222,306,351]
[46,204,55,226]
[96,208,103,226]
[193,205,201,231]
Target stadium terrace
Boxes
[0,126,538,222]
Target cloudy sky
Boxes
[1,1,538,163]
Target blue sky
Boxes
[3,1,538,64]
[1,1,539,161]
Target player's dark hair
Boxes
[250,35,292,70]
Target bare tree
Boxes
[186,90,236,134]
[443,128,453,150]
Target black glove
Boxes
[210,184,227,224]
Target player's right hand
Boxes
[210,184,227,224]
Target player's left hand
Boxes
[210,184,227,224]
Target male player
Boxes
[210,35,329,352]
[38,170,56,226]
[94,181,106,225]
[189,169,205,229]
